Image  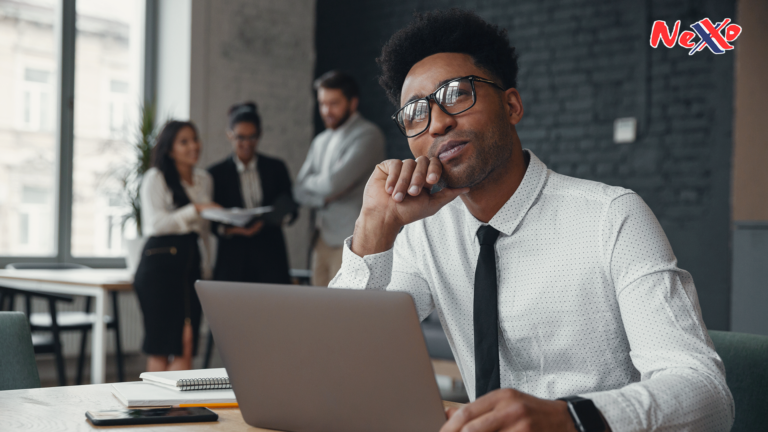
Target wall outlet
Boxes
[614,117,637,143]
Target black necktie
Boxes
[474,225,501,399]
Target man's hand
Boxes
[351,156,468,257]
[225,220,264,237]
[441,389,578,432]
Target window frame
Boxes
[0,0,158,269]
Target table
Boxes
[0,269,133,384]
[0,384,464,431]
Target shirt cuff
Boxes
[174,203,198,230]
[328,236,393,290]
[293,186,325,208]
[579,389,639,432]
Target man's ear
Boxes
[350,96,360,113]
[504,88,524,126]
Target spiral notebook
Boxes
[140,368,231,391]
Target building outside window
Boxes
[0,0,146,259]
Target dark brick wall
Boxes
[315,0,735,329]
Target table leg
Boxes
[91,290,107,384]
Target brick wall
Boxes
[316,0,735,329]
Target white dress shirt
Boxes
[329,150,734,431]
[233,155,262,209]
[140,167,214,279]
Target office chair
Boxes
[0,312,42,390]
[2,263,125,385]
[708,330,768,432]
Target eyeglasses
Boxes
[234,134,258,143]
[391,75,503,138]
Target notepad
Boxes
[140,368,231,391]
[111,382,237,408]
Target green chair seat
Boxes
[0,312,41,390]
[709,330,768,432]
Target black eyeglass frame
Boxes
[391,75,504,138]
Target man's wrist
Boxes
[558,396,606,432]
[351,211,402,257]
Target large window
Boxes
[0,0,151,264]
[0,0,59,256]
[71,0,143,257]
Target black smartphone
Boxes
[85,407,218,426]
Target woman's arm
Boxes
[140,169,199,235]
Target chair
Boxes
[1,263,125,385]
[0,312,41,390]
[0,286,73,386]
[708,330,768,432]
[421,311,455,360]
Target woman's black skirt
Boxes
[133,233,203,356]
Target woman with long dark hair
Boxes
[134,120,220,372]
[208,102,297,284]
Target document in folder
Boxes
[200,206,273,227]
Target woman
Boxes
[134,120,220,372]
[208,102,297,284]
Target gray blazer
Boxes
[294,113,386,247]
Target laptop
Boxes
[195,281,447,432]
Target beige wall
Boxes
[188,0,317,269]
[732,0,768,221]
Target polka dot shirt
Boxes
[330,150,734,431]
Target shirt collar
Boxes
[331,112,360,134]
[233,154,257,174]
[458,149,548,242]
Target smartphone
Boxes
[85,407,218,426]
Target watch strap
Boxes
[557,396,606,432]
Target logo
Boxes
[650,18,742,55]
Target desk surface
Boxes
[0,384,463,431]
[0,269,133,291]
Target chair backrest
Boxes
[0,312,41,390]
[6,263,90,270]
[708,330,768,432]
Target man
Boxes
[330,10,733,432]
[295,71,386,286]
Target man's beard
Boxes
[427,121,513,189]
[324,107,352,130]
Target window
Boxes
[71,0,144,257]
[0,0,152,264]
[0,0,59,256]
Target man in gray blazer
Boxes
[294,71,385,286]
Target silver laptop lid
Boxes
[196,281,446,432]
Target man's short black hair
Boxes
[377,9,518,106]
[313,70,360,100]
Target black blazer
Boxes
[208,154,297,284]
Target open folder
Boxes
[200,206,274,227]
[111,382,237,408]
[200,193,299,227]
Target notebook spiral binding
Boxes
[177,377,232,391]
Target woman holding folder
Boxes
[134,120,220,372]
[208,102,297,284]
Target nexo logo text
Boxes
[650,18,742,55]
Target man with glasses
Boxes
[330,9,733,432]
[295,71,385,286]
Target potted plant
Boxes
[122,101,157,274]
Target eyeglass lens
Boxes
[397,78,475,136]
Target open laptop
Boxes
[196,281,447,432]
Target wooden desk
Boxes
[0,269,133,384]
[0,384,464,431]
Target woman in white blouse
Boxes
[134,120,220,372]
